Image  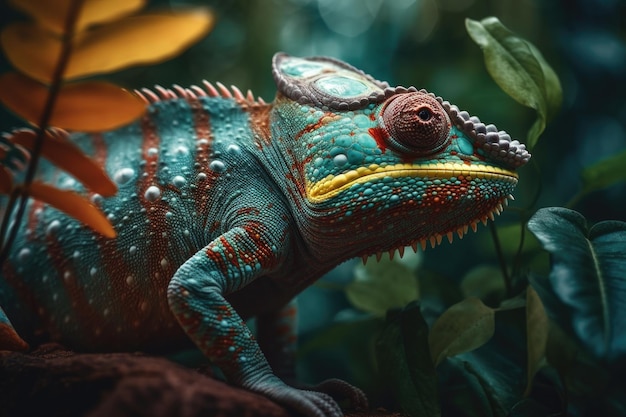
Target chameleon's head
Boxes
[271,53,530,256]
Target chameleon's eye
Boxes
[380,92,450,155]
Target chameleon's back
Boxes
[0,92,276,351]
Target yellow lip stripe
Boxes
[307,162,518,202]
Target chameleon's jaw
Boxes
[359,191,513,264]
[306,161,518,203]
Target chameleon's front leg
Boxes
[257,300,368,410]
[167,225,345,417]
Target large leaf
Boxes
[465,17,562,148]
[347,256,419,316]
[1,10,213,83]
[0,22,59,84]
[527,207,626,362]
[0,72,145,131]
[9,0,146,34]
[376,301,440,417]
[9,128,116,196]
[428,297,495,367]
[28,181,115,237]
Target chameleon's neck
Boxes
[258,100,385,265]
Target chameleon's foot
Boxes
[309,378,369,411]
[244,374,348,417]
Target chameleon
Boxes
[0,53,530,417]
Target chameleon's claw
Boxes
[245,374,346,417]
[310,378,369,411]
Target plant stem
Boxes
[489,221,512,298]
[0,0,85,265]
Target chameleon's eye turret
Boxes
[380,92,451,156]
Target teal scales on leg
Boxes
[0,54,529,417]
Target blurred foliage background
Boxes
[0,0,625,408]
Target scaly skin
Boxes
[0,54,529,417]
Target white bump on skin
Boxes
[144,185,161,202]
[172,175,186,187]
[174,145,189,156]
[209,160,226,172]
[17,248,31,262]
[114,168,135,185]
[46,220,61,237]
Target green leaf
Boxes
[428,297,495,366]
[525,286,548,396]
[581,149,626,194]
[527,207,626,362]
[440,319,527,417]
[347,256,419,316]
[465,17,562,148]
[376,301,440,417]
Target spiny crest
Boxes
[432,90,531,168]
[134,81,267,107]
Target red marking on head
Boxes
[368,127,388,153]
[294,112,339,141]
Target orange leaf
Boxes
[0,72,146,131]
[1,22,61,83]
[9,128,116,196]
[62,9,214,81]
[0,168,13,194]
[28,181,116,238]
[9,0,146,35]
[1,9,213,83]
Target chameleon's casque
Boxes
[0,53,529,417]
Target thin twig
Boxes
[0,0,85,265]
[489,221,512,298]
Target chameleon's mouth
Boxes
[306,162,518,203]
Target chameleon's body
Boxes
[0,54,529,417]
